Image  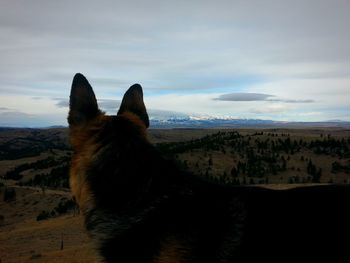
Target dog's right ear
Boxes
[118,84,149,128]
[68,73,101,127]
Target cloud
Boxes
[54,98,121,112]
[0,107,11,111]
[1,0,349,96]
[53,97,189,120]
[97,99,121,112]
[269,98,314,103]
[214,93,314,103]
[0,0,349,124]
[0,111,64,127]
[250,104,290,114]
[55,99,69,108]
[148,109,190,120]
[214,93,272,101]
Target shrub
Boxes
[54,198,76,214]
[29,253,42,259]
[3,188,16,202]
[36,210,50,221]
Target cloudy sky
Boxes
[0,0,349,127]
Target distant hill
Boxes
[150,118,350,129]
[1,118,350,130]
[0,128,69,160]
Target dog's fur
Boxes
[69,73,350,262]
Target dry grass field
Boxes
[0,186,100,263]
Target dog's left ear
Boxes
[68,73,101,127]
[118,84,149,128]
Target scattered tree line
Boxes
[156,131,350,184]
[20,164,70,188]
[157,131,242,155]
[332,161,350,173]
[3,154,71,189]
[3,156,66,180]
[36,197,77,221]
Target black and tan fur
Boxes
[69,73,350,262]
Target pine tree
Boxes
[230,166,238,178]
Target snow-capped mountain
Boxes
[149,116,350,129]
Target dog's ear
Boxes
[118,84,149,128]
[68,73,100,127]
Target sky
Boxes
[0,0,349,127]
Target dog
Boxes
[68,73,350,262]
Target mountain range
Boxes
[149,117,350,129]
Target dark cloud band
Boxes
[214,93,314,103]
[214,93,273,101]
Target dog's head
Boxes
[68,73,153,212]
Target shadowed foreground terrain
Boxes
[0,186,100,263]
[0,127,350,262]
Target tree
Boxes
[307,160,317,175]
[230,166,238,177]
[312,168,322,183]
[282,158,287,171]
